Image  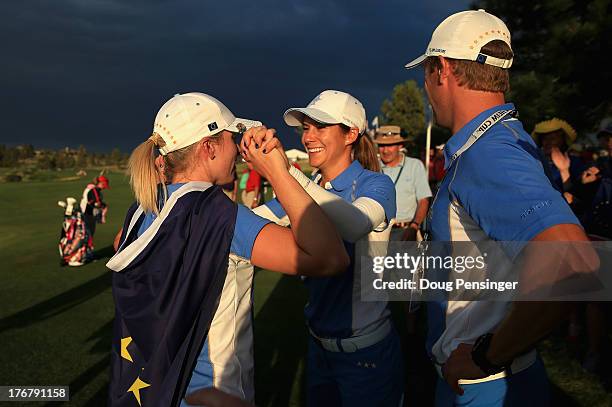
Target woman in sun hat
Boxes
[245,89,404,406]
[532,117,585,192]
[106,92,348,406]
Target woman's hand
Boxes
[550,147,570,171]
[240,126,289,180]
[241,126,289,169]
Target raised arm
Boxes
[253,136,390,242]
[241,127,349,277]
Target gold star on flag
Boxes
[121,337,133,362]
[128,376,150,406]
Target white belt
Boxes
[435,349,537,384]
[309,321,391,353]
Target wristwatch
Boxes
[409,221,420,229]
[471,333,510,375]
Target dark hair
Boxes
[340,124,381,172]
[424,40,513,92]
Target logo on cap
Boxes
[208,122,218,131]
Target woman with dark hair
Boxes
[247,90,404,406]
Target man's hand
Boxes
[442,343,487,396]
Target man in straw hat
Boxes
[375,125,431,241]
[404,9,597,406]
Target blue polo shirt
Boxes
[427,103,580,362]
[266,160,397,338]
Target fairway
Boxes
[0,173,308,406]
[0,173,610,406]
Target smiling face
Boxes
[378,143,403,166]
[301,116,351,173]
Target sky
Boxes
[1,0,470,152]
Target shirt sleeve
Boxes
[413,160,433,200]
[356,172,397,223]
[455,138,580,258]
[230,204,272,260]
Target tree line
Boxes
[0,144,128,169]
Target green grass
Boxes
[0,171,610,406]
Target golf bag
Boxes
[58,197,93,266]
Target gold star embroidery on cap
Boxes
[121,337,134,362]
[128,376,150,406]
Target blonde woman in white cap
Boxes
[244,90,404,407]
[105,92,348,407]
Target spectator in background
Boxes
[532,118,585,192]
[595,121,611,177]
[239,166,249,192]
[80,175,110,240]
[376,125,431,241]
[241,162,262,208]
[290,158,302,171]
[430,144,446,188]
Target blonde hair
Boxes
[128,133,224,214]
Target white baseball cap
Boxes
[283,90,367,133]
[153,92,261,155]
[405,9,513,69]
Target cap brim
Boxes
[226,118,262,133]
[283,108,340,128]
[404,54,427,69]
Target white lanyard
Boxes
[410,108,517,310]
[425,108,517,233]
[448,108,516,165]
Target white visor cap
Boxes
[284,90,367,133]
[405,9,513,69]
[153,92,261,155]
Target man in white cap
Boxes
[404,9,596,406]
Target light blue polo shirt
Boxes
[266,160,397,338]
[427,103,580,363]
[381,154,432,222]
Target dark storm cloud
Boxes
[0,0,469,151]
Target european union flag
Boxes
[107,185,237,406]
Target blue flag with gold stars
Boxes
[106,184,236,406]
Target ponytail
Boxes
[353,133,381,173]
[128,134,165,214]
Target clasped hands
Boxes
[239,126,289,179]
